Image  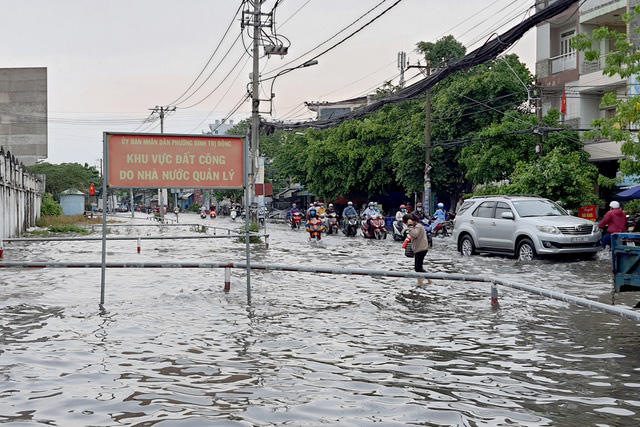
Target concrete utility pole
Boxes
[536,92,544,155]
[423,62,432,215]
[150,105,176,222]
[250,0,261,211]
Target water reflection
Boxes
[0,213,638,425]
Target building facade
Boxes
[0,67,47,166]
[536,0,632,166]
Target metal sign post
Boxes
[99,132,245,306]
[100,132,108,306]
[244,136,252,304]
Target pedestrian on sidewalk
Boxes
[403,213,430,284]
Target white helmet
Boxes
[438,202,444,208]
[610,201,620,209]
[348,201,353,206]
[329,203,334,207]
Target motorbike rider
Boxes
[432,202,447,226]
[395,204,408,222]
[599,201,627,248]
[289,203,300,217]
[363,202,380,231]
[413,202,427,220]
[317,202,327,216]
[342,201,357,218]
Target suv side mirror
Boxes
[501,212,514,220]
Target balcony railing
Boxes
[581,53,609,74]
[550,52,577,74]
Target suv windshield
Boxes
[511,200,567,217]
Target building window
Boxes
[560,29,576,56]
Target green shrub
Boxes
[41,193,63,216]
[189,203,201,213]
[624,199,640,215]
[238,222,262,244]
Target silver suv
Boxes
[452,196,601,261]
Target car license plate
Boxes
[571,237,588,242]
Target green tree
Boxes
[28,162,100,197]
[461,109,582,186]
[416,35,466,68]
[41,193,63,216]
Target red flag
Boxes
[561,88,567,115]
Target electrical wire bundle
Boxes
[269,0,579,131]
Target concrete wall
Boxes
[0,68,47,166]
[0,147,45,240]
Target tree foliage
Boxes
[28,163,100,197]
[416,35,466,68]
[41,193,63,216]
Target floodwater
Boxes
[1,212,639,426]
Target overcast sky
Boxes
[0,0,537,165]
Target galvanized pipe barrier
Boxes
[2,234,267,242]
[1,261,638,322]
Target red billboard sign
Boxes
[106,133,244,189]
[579,205,597,222]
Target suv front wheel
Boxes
[516,238,537,261]
[460,235,476,257]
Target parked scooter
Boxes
[392,220,409,241]
[342,215,359,237]
[230,208,238,221]
[362,214,387,239]
[306,217,326,241]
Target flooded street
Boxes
[1,212,640,426]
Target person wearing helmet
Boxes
[289,202,300,217]
[395,204,408,222]
[317,202,326,216]
[413,202,426,220]
[599,200,626,248]
[342,201,357,218]
[433,202,447,226]
[364,202,378,219]
[326,203,337,215]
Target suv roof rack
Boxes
[468,194,541,200]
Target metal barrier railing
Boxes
[1,260,638,322]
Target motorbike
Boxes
[392,220,409,241]
[326,212,339,235]
[432,212,455,237]
[342,215,359,237]
[628,213,640,232]
[230,209,237,221]
[306,217,326,241]
[200,211,207,219]
[210,210,217,219]
[290,212,303,230]
[362,214,387,240]
[257,209,266,226]
[421,218,434,248]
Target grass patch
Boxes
[48,225,90,234]
[37,214,117,227]
[26,230,50,236]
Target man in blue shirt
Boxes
[342,201,357,218]
[432,202,447,226]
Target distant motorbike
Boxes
[392,220,409,241]
[290,212,303,230]
[200,211,207,219]
[306,217,326,241]
[432,212,455,238]
[258,209,266,226]
[210,210,217,219]
[342,215,359,237]
[362,214,387,240]
[421,218,434,248]
[325,212,339,235]
[230,209,238,221]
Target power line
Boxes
[277,0,312,28]
[269,0,579,130]
[166,1,246,106]
[261,0,395,78]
